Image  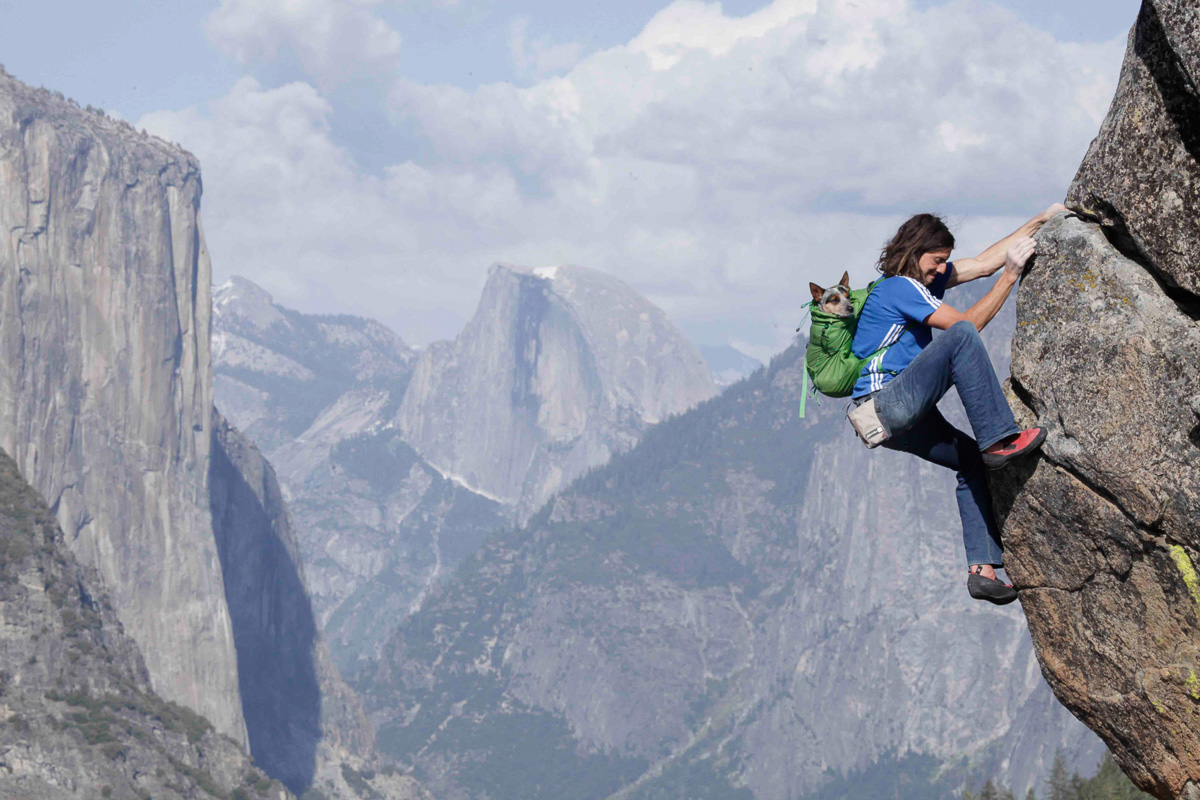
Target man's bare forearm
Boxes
[965,272,1018,330]
[973,217,1046,276]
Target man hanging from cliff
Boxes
[849,204,1064,604]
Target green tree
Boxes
[1047,752,1076,800]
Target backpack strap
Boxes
[859,320,914,386]
[798,357,822,419]
[857,275,914,384]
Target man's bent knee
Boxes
[947,319,982,349]
[948,319,978,337]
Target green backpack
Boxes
[799,279,906,417]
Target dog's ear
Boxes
[839,271,850,289]
[809,282,825,303]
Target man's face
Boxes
[917,249,952,286]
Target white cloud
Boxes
[508,19,585,81]
[204,0,403,86]
[630,0,813,71]
[150,0,1125,358]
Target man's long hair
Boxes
[877,214,955,280]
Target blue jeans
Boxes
[871,321,1019,566]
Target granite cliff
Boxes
[0,71,421,798]
[992,3,1200,799]
[399,263,718,519]
[0,69,243,741]
[212,267,715,674]
[210,411,428,799]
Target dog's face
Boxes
[809,271,853,317]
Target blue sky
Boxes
[0,0,1139,361]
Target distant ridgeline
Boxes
[356,277,1100,800]
[211,264,716,677]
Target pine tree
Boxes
[1025,789,1037,800]
[981,778,1016,800]
[1048,751,1073,800]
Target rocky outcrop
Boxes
[0,446,289,800]
[0,70,244,741]
[364,294,1101,800]
[992,4,1200,799]
[398,263,717,518]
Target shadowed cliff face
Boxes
[210,411,322,792]
[210,410,419,800]
[992,3,1200,799]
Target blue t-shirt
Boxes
[850,265,953,398]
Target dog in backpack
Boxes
[809,271,854,318]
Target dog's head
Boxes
[809,271,853,318]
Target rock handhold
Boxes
[995,3,1200,798]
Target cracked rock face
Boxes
[994,4,1200,798]
[1067,0,1200,296]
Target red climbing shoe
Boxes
[967,565,1018,605]
[981,426,1046,470]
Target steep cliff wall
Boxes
[398,263,717,519]
[993,3,1200,800]
[0,70,244,741]
[210,410,427,800]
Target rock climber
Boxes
[850,205,1065,604]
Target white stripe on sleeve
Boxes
[902,276,943,310]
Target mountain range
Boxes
[356,279,1102,800]
[212,265,717,674]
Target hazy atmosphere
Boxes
[4,2,1198,799]
[3,0,1134,362]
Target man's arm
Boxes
[926,238,1036,331]
[946,203,1065,287]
